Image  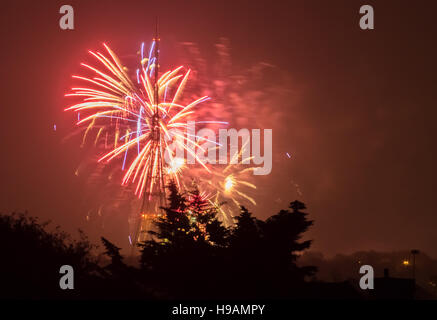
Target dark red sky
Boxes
[1,0,436,256]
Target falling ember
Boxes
[167,157,185,174]
[196,142,258,225]
[224,175,235,192]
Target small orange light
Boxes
[403,260,410,266]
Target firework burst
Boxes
[200,145,257,225]
[65,41,220,201]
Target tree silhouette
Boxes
[147,182,192,248]
[230,206,262,248]
[100,237,144,298]
[263,201,315,269]
[101,237,123,268]
[225,207,265,297]
[259,200,317,296]
[139,181,231,298]
[0,212,100,299]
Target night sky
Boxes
[1,0,436,256]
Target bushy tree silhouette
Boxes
[231,206,261,246]
[0,212,99,298]
[261,201,317,296]
[139,181,229,298]
[226,207,264,297]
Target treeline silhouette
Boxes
[0,182,359,299]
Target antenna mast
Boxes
[132,17,166,249]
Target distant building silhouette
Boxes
[372,268,415,299]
